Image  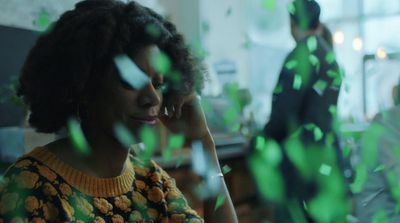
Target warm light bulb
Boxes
[376,48,387,59]
[352,37,363,51]
[333,31,345,44]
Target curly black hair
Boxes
[17,0,205,133]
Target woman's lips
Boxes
[131,116,157,125]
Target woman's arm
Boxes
[160,93,238,222]
[200,133,238,223]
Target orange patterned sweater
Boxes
[0,147,203,223]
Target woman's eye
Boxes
[153,82,168,92]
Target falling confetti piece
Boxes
[138,126,157,161]
[319,164,332,176]
[273,84,283,94]
[287,2,296,15]
[261,0,277,10]
[307,36,317,52]
[255,136,266,151]
[222,165,232,174]
[151,51,171,74]
[67,118,90,155]
[285,60,298,70]
[309,54,320,66]
[175,155,185,168]
[113,123,136,147]
[371,209,388,223]
[350,164,368,193]
[313,126,323,141]
[168,134,185,149]
[248,155,285,202]
[373,164,385,172]
[214,195,226,211]
[145,24,161,38]
[114,55,150,89]
[293,74,302,90]
[325,52,336,64]
[192,141,208,176]
[313,80,328,96]
[163,134,185,161]
[35,9,51,30]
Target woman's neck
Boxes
[46,126,130,178]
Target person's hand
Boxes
[159,92,211,143]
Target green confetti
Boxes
[262,139,282,167]
[313,126,323,141]
[113,123,135,147]
[284,137,310,178]
[319,164,332,176]
[223,107,239,124]
[248,155,285,202]
[287,2,296,15]
[329,105,337,116]
[371,209,388,223]
[307,36,317,52]
[36,9,51,30]
[350,164,368,193]
[325,51,336,64]
[201,21,210,34]
[313,80,328,96]
[145,24,161,38]
[168,134,185,149]
[163,134,185,161]
[255,136,266,151]
[214,195,226,211]
[222,165,232,174]
[343,146,351,158]
[114,54,150,89]
[361,123,385,167]
[273,84,283,94]
[175,155,185,168]
[139,126,158,161]
[261,0,277,10]
[293,74,302,90]
[327,70,339,78]
[67,118,90,156]
[309,54,320,66]
[373,164,385,172]
[285,60,298,70]
[151,51,171,74]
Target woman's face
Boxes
[85,45,165,139]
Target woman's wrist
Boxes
[184,130,215,149]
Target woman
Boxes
[0,0,238,222]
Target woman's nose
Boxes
[138,83,161,108]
